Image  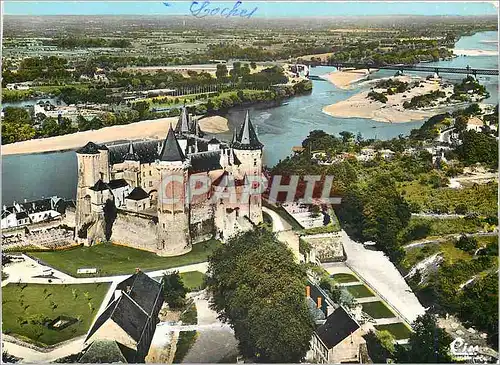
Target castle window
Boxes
[143,172,145,177]
[163,223,165,229]
[253,159,257,167]
[149,170,152,176]
[149,181,153,187]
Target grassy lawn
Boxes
[375,323,412,340]
[345,284,375,298]
[180,271,206,291]
[362,301,395,319]
[331,273,359,283]
[2,283,110,346]
[31,240,221,277]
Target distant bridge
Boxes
[322,62,499,76]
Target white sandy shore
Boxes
[322,68,378,89]
[2,117,180,156]
[453,49,498,56]
[197,115,229,133]
[323,75,455,124]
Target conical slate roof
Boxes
[76,142,102,154]
[159,125,185,162]
[234,110,263,150]
[124,142,139,161]
[175,107,190,134]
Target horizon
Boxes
[3,1,498,17]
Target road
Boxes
[262,206,291,232]
[403,231,497,249]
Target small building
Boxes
[125,187,151,212]
[311,307,365,364]
[467,116,485,132]
[1,196,66,229]
[83,270,164,363]
[306,283,366,364]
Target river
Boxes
[2,31,497,204]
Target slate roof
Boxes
[126,187,149,201]
[109,140,160,165]
[86,292,148,344]
[159,126,185,162]
[315,307,360,349]
[3,197,66,218]
[76,141,107,154]
[190,151,222,173]
[19,197,66,214]
[16,211,29,220]
[78,340,128,363]
[124,143,140,161]
[233,110,263,150]
[309,282,328,315]
[115,271,163,315]
[307,297,326,322]
[108,179,129,190]
[89,179,109,192]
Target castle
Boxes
[75,109,264,256]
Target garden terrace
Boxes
[2,283,110,346]
[30,240,220,277]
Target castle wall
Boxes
[111,210,158,253]
[190,202,214,243]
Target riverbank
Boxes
[322,68,378,89]
[2,117,179,156]
[322,75,455,123]
[197,116,229,133]
[453,49,499,56]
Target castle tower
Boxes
[75,142,110,230]
[155,126,191,256]
[231,110,264,224]
[123,142,140,187]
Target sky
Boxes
[3,1,498,17]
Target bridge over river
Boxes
[308,62,498,78]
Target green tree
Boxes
[458,273,498,347]
[2,107,35,144]
[162,271,188,309]
[206,229,314,362]
[336,174,410,262]
[454,115,468,132]
[215,64,228,79]
[455,235,477,253]
[395,313,453,363]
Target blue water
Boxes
[2,31,498,203]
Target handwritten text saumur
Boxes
[190,1,258,18]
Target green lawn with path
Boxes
[362,301,395,319]
[331,273,359,284]
[31,240,220,277]
[375,323,412,340]
[345,284,374,298]
[2,282,110,346]
[180,271,206,291]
